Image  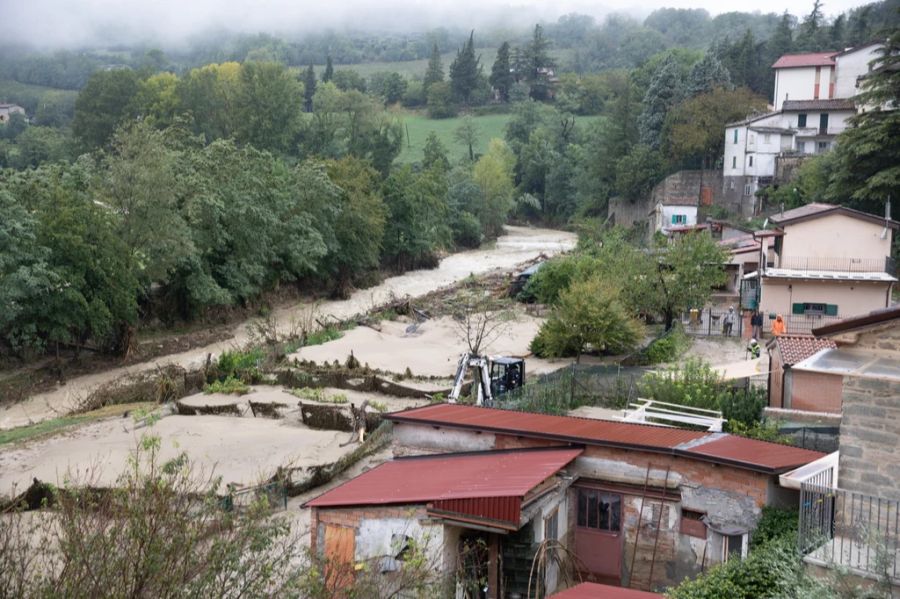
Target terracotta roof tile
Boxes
[773,336,837,366]
[772,52,837,68]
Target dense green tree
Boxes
[381,165,450,270]
[234,61,303,153]
[638,54,685,149]
[489,42,513,102]
[653,233,729,329]
[767,13,795,68]
[665,87,767,169]
[796,0,826,50]
[303,64,317,113]
[524,24,556,101]
[324,157,387,293]
[0,112,28,140]
[472,139,515,238]
[10,126,70,169]
[615,144,663,202]
[764,154,832,209]
[449,32,481,104]
[686,53,732,97]
[72,69,140,151]
[826,24,900,217]
[423,43,444,92]
[422,131,450,171]
[531,277,644,360]
[323,55,334,82]
[331,69,367,93]
[426,81,457,118]
[177,62,242,143]
[129,72,181,129]
[370,71,407,105]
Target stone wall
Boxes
[838,376,900,499]
[608,196,652,230]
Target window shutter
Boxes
[825,304,838,316]
[792,303,805,315]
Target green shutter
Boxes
[825,304,838,316]
[792,303,805,315]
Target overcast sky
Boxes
[3,0,876,49]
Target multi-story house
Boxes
[741,203,897,335]
[722,42,883,212]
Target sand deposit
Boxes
[292,315,567,378]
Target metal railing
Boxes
[776,256,894,274]
[680,307,743,337]
[799,482,900,583]
[776,314,844,336]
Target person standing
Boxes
[751,311,763,339]
[723,306,735,337]
[772,314,786,336]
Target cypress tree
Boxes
[449,31,481,104]
[490,42,513,102]
[323,56,334,83]
[303,64,316,113]
[424,43,444,92]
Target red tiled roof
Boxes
[768,203,899,228]
[772,336,837,366]
[305,447,582,527]
[387,405,825,473]
[388,403,708,450]
[686,436,824,471]
[552,582,664,598]
[772,52,837,68]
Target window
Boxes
[819,113,829,132]
[681,509,707,539]
[818,141,829,152]
[763,133,771,143]
[544,508,559,542]
[724,533,747,562]
[749,135,755,145]
[748,156,753,167]
[732,156,737,169]
[798,113,807,127]
[733,129,738,144]
[797,141,806,153]
[743,184,752,196]
[672,214,687,225]
[793,302,838,316]
[577,489,621,532]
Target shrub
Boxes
[520,254,602,305]
[215,347,265,382]
[751,507,799,548]
[203,376,250,395]
[720,386,767,428]
[451,211,483,248]
[643,323,691,364]
[290,387,327,402]
[305,326,342,347]
[638,358,729,411]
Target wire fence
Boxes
[679,307,743,338]
[495,364,649,415]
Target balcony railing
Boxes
[799,482,900,583]
[776,256,895,274]
[776,314,844,336]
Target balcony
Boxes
[800,482,900,584]
[776,256,895,275]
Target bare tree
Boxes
[453,290,515,355]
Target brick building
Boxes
[766,335,840,412]
[383,404,823,592]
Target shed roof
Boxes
[772,52,837,68]
[769,336,837,366]
[551,582,664,598]
[813,305,900,337]
[386,404,824,474]
[305,447,582,520]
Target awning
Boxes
[713,358,765,380]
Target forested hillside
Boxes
[0,0,897,361]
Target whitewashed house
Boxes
[0,103,25,124]
[722,43,882,213]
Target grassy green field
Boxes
[394,110,603,164]
[0,80,78,110]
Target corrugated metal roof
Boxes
[813,305,900,337]
[686,436,824,471]
[387,405,826,473]
[388,404,707,450]
[551,582,664,598]
[305,447,582,520]
[772,336,837,366]
[772,52,837,68]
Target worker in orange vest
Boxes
[772,314,786,336]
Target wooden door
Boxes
[324,524,355,591]
[574,487,623,585]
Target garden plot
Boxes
[290,315,567,378]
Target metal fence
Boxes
[777,314,844,336]
[799,481,900,583]
[680,307,743,338]
[496,364,648,415]
[779,425,840,453]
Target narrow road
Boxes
[0,226,576,429]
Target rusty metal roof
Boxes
[551,582,664,598]
[686,436,824,471]
[388,403,707,450]
[771,336,837,366]
[772,52,837,68]
[813,305,900,337]
[305,447,582,527]
[387,405,825,474]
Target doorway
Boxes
[574,487,623,584]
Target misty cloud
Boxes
[3,0,872,50]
